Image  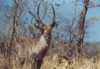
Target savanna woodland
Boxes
[0,0,100,69]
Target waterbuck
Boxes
[15,3,56,69]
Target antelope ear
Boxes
[50,22,56,28]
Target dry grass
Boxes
[41,55,100,69]
[41,54,68,69]
[0,54,33,69]
[69,59,100,69]
[0,54,100,69]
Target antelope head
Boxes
[29,3,56,44]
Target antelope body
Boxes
[15,3,56,69]
[15,35,48,58]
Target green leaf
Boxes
[55,3,60,7]
[90,16,100,22]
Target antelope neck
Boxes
[41,34,51,46]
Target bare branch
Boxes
[77,0,89,59]
[41,5,47,20]
[29,11,38,22]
